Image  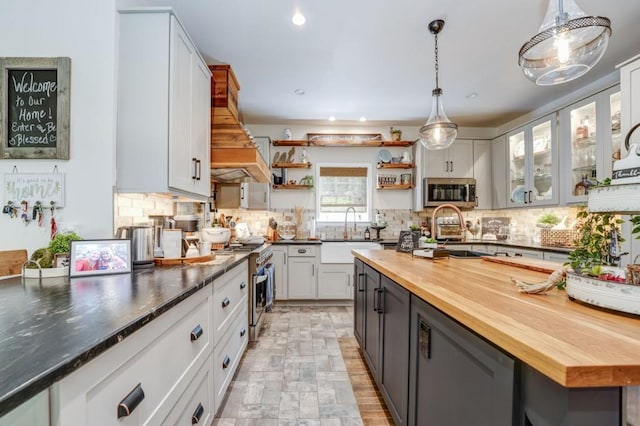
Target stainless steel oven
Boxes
[248,246,273,341]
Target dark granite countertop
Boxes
[0,253,248,417]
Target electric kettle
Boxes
[115,225,155,268]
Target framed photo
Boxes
[69,239,132,277]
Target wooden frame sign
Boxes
[307,133,382,143]
[0,57,71,160]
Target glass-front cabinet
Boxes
[507,113,558,207]
[559,85,621,203]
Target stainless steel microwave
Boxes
[423,177,477,209]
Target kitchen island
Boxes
[0,253,249,422]
[353,249,640,425]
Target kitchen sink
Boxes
[448,250,488,258]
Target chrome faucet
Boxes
[431,203,466,241]
[344,207,357,240]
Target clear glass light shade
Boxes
[518,0,611,86]
[419,90,458,150]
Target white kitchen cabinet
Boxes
[318,264,352,299]
[0,390,49,426]
[473,139,492,209]
[559,86,621,204]
[240,183,269,210]
[271,245,288,300]
[507,113,558,207]
[497,247,544,260]
[425,139,473,178]
[287,245,317,299]
[116,9,211,200]
[52,286,213,426]
[543,251,570,263]
[491,135,508,209]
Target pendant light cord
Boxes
[434,32,439,90]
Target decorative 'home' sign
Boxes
[4,173,65,207]
[0,57,71,160]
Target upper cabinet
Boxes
[491,135,507,209]
[559,86,620,204]
[425,139,473,178]
[116,9,211,200]
[473,139,492,209]
[507,113,558,207]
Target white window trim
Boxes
[315,162,372,224]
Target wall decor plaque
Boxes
[0,57,71,160]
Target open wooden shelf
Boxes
[271,162,312,168]
[376,184,414,190]
[272,184,314,190]
[377,162,414,169]
[272,139,414,147]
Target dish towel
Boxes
[265,264,274,312]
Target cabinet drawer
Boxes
[161,353,213,426]
[287,245,317,257]
[213,304,248,412]
[55,288,212,426]
[212,262,248,346]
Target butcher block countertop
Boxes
[353,249,640,388]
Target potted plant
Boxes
[389,127,402,141]
[25,231,82,277]
[564,208,640,314]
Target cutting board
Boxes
[154,254,215,266]
[480,255,563,274]
[0,249,28,277]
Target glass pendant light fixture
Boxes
[518,0,611,86]
[419,19,458,151]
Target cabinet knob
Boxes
[240,281,246,290]
[190,324,203,341]
[117,383,145,419]
[222,297,231,308]
[240,328,246,337]
[191,402,204,424]
[222,355,231,369]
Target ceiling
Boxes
[122,0,640,128]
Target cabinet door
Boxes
[271,246,288,300]
[363,264,381,380]
[168,16,197,194]
[240,183,269,210]
[318,264,351,299]
[491,135,507,209]
[0,390,49,426]
[425,149,448,177]
[448,140,474,178]
[473,139,492,209]
[353,259,365,347]
[409,295,515,426]
[288,257,316,299]
[379,276,410,426]
[191,58,211,197]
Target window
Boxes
[316,163,371,222]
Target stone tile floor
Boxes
[214,306,366,426]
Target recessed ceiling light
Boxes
[294,89,305,95]
[359,117,367,122]
[466,92,478,99]
[328,116,336,122]
[292,12,306,26]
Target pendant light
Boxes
[419,19,458,151]
[518,0,611,86]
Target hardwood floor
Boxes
[337,337,393,425]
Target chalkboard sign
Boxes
[0,57,70,160]
[396,230,421,253]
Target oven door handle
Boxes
[253,274,268,285]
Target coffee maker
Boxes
[149,215,175,258]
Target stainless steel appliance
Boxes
[115,225,154,268]
[435,217,464,240]
[423,177,477,209]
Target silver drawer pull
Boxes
[240,281,246,289]
[222,297,230,308]
[240,328,246,337]
[117,383,144,419]
[298,248,307,254]
[191,402,204,424]
[190,324,203,341]
[222,355,231,369]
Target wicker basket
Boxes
[540,228,579,247]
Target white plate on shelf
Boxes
[511,185,526,203]
[378,149,392,163]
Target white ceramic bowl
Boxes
[201,227,231,244]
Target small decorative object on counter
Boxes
[364,227,371,240]
[301,148,310,164]
[283,128,292,140]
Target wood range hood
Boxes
[210,64,269,183]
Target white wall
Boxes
[0,0,118,255]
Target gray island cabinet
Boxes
[353,254,624,426]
